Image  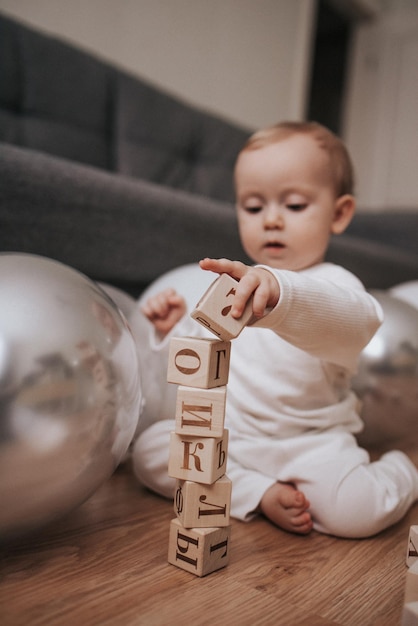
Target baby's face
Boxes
[234,134,341,271]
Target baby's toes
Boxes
[291,511,313,534]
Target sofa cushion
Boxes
[346,210,418,257]
[0,143,250,295]
[115,73,249,203]
[0,13,250,201]
[326,234,418,289]
[0,14,113,169]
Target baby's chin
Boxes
[252,254,325,272]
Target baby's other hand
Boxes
[199,257,280,319]
[140,288,187,336]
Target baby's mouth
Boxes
[265,241,285,249]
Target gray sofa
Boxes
[1,12,417,297]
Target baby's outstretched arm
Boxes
[199,257,280,319]
[141,288,187,337]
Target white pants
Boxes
[132,419,418,538]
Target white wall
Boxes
[0,0,316,129]
[344,3,418,210]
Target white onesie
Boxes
[131,263,418,538]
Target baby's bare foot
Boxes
[260,482,313,535]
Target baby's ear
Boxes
[331,194,356,235]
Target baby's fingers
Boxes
[251,280,272,318]
[232,269,279,319]
[141,288,175,320]
[230,272,265,318]
[199,258,248,281]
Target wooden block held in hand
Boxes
[168,430,228,484]
[407,526,418,567]
[191,273,254,341]
[168,518,231,576]
[174,475,232,528]
[167,336,231,388]
[175,385,227,437]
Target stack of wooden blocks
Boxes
[403,525,418,625]
[166,274,253,577]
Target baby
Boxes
[132,121,418,538]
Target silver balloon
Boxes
[0,253,142,539]
[390,280,418,310]
[353,290,418,448]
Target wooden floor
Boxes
[1,453,417,626]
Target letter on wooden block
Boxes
[168,430,228,484]
[407,526,418,567]
[174,475,232,528]
[191,273,254,341]
[167,336,231,388]
[402,602,418,626]
[168,518,231,576]
[175,385,227,437]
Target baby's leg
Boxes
[133,422,313,537]
[132,420,175,498]
[309,450,418,538]
[260,482,313,535]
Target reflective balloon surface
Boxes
[353,290,418,448]
[390,280,418,311]
[0,254,141,539]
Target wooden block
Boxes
[175,385,227,437]
[174,475,232,528]
[405,561,418,604]
[191,273,254,341]
[402,602,418,626]
[168,430,228,484]
[168,518,231,576]
[167,336,231,388]
[407,526,418,567]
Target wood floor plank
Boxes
[0,462,416,625]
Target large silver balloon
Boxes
[353,290,418,448]
[0,253,142,539]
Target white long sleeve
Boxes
[253,263,383,370]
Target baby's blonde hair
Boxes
[238,121,354,198]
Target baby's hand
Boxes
[140,288,187,336]
[199,258,280,319]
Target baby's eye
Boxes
[244,205,263,214]
[286,203,307,212]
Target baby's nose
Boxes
[264,205,284,228]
